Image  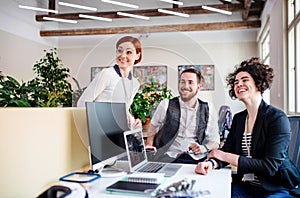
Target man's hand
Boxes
[195,161,213,175]
[132,118,142,129]
[188,143,201,155]
[145,145,157,153]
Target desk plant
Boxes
[130,80,173,123]
[0,48,73,107]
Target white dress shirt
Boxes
[151,98,220,158]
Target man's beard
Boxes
[179,88,198,102]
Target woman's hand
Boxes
[208,149,225,161]
[208,149,239,167]
[132,118,142,129]
[195,161,213,175]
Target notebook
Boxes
[127,172,165,184]
[123,129,182,177]
[106,180,159,196]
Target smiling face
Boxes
[179,72,202,102]
[234,71,260,101]
[116,41,140,71]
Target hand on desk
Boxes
[195,149,225,175]
[195,161,213,175]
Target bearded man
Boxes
[145,68,220,164]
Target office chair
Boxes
[288,116,300,170]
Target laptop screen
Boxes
[124,129,147,172]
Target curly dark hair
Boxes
[226,57,274,99]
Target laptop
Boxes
[123,128,182,177]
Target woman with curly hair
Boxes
[195,58,300,197]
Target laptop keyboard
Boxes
[138,162,165,173]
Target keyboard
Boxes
[138,162,165,173]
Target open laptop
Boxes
[123,128,182,177]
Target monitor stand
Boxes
[100,166,127,178]
[97,155,128,178]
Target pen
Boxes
[186,150,194,154]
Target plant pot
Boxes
[142,117,151,134]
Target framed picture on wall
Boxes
[133,66,167,89]
[178,65,215,91]
[90,66,109,81]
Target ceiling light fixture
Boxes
[79,14,112,22]
[158,8,189,17]
[224,0,232,2]
[101,0,139,9]
[159,0,183,6]
[117,12,150,20]
[43,17,78,24]
[58,2,97,11]
[19,5,58,13]
[202,5,232,15]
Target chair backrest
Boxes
[288,116,300,170]
[218,105,232,140]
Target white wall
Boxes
[268,0,285,110]
[259,0,285,110]
[59,31,258,115]
[0,28,258,114]
[0,0,260,115]
[0,1,285,114]
[0,30,52,82]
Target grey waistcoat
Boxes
[153,97,209,156]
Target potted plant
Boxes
[0,48,73,107]
[0,71,35,107]
[130,80,173,124]
[32,48,73,107]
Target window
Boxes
[259,20,270,104]
[287,0,300,114]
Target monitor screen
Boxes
[85,102,129,172]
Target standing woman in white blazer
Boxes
[77,36,142,129]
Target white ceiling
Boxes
[11,0,244,30]
[1,0,261,48]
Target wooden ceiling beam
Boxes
[48,0,55,15]
[40,20,261,37]
[242,0,252,20]
[36,3,261,21]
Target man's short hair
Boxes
[180,68,203,84]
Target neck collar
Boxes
[114,64,132,80]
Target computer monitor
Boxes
[85,102,130,174]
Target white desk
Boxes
[87,164,231,198]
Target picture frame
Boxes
[133,65,167,89]
[178,65,215,91]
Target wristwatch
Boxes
[205,158,216,169]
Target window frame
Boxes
[287,0,300,114]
